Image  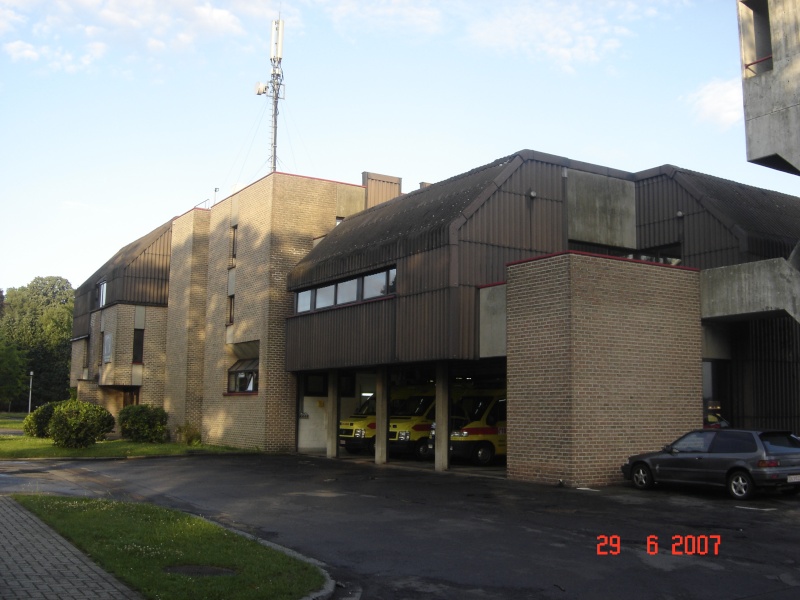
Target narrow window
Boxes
[231,225,238,258]
[363,272,386,299]
[132,329,144,363]
[102,333,113,363]
[227,295,235,324]
[97,281,107,308]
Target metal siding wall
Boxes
[286,299,396,371]
[637,175,741,269]
[399,247,449,295]
[396,290,450,362]
[732,316,800,433]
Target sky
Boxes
[2,0,800,293]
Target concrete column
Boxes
[434,362,450,472]
[374,367,389,465]
[326,369,339,459]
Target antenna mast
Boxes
[256,19,285,173]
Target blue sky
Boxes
[2,0,799,292]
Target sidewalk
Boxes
[0,495,141,599]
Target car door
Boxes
[705,431,759,485]
[652,431,717,483]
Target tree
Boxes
[0,332,26,411]
[0,276,74,409]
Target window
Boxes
[227,295,235,325]
[132,329,144,363]
[336,279,358,305]
[228,358,259,393]
[102,333,113,363]
[316,285,335,309]
[710,431,757,454]
[294,267,397,313]
[672,431,715,453]
[97,281,107,308]
[297,290,312,312]
[231,225,238,258]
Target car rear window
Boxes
[709,431,757,454]
[760,432,800,453]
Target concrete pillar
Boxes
[326,369,339,459]
[374,367,389,465]
[434,362,450,472]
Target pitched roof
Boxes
[671,167,800,244]
[287,153,521,289]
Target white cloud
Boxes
[315,0,443,35]
[193,2,244,36]
[683,78,743,131]
[4,39,38,60]
[0,6,25,35]
[462,0,677,71]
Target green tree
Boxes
[0,331,26,411]
[0,277,74,409]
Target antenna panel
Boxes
[270,20,285,60]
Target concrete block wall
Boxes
[507,253,702,487]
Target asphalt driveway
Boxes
[2,454,800,599]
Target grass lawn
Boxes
[0,435,252,459]
[14,495,325,600]
[0,412,26,430]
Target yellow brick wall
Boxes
[507,253,702,486]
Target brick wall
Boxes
[201,173,364,450]
[165,209,209,432]
[507,253,702,486]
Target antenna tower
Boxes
[256,19,285,173]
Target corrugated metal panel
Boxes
[730,316,800,433]
[400,248,449,295]
[286,299,396,371]
[396,290,450,362]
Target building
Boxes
[71,149,800,486]
[737,0,800,174]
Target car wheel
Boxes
[727,470,755,500]
[631,463,654,490]
[413,438,430,461]
[472,442,494,466]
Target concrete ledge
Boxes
[700,258,800,322]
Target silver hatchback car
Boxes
[621,429,800,500]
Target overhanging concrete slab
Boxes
[700,258,800,323]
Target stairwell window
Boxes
[228,359,259,393]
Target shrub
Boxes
[119,404,168,443]
[174,423,202,446]
[23,401,63,438]
[48,400,115,449]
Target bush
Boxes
[23,401,64,438]
[48,400,115,448]
[119,404,168,443]
[174,423,202,446]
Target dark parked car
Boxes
[621,429,800,500]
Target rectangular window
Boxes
[231,225,238,258]
[741,0,773,75]
[336,279,358,305]
[97,281,107,308]
[102,333,113,363]
[297,290,312,313]
[315,284,335,309]
[227,295,235,324]
[362,272,386,299]
[228,358,259,393]
[387,268,396,294]
[132,329,144,363]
